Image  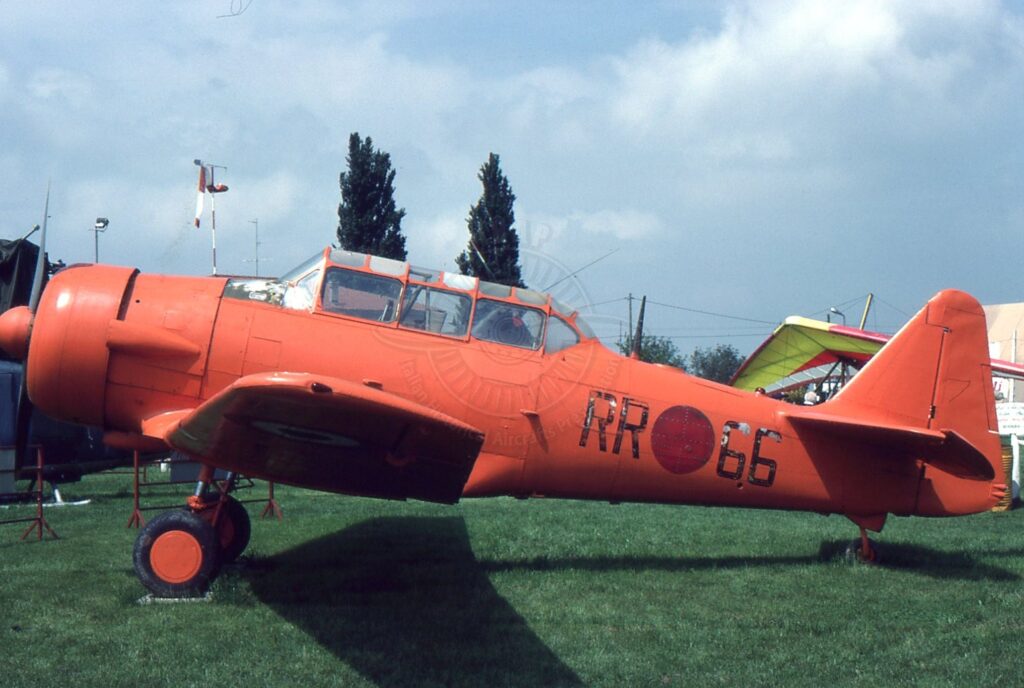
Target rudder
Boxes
[826,289,1000,476]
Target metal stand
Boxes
[7,448,60,541]
[126,450,145,528]
[260,481,283,520]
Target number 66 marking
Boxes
[716,423,780,487]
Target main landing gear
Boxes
[133,467,251,598]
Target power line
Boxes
[645,299,777,325]
[543,248,619,291]
[584,296,629,309]
[597,331,770,342]
[871,295,912,319]
[662,332,772,340]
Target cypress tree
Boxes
[337,132,407,260]
[455,153,525,288]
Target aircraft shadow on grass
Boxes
[483,541,1019,582]
[817,540,1020,581]
[243,516,584,688]
[243,517,1018,685]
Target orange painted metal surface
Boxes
[0,249,1005,538]
[0,305,32,359]
[27,265,135,425]
[149,530,203,583]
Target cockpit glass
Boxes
[550,298,574,318]
[399,285,471,336]
[280,253,324,283]
[545,315,580,354]
[471,299,545,350]
[225,248,595,348]
[283,269,321,310]
[320,267,403,322]
[574,313,596,339]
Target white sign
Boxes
[996,402,1024,435]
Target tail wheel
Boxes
[133,510,220,597]
[196,494,251,564]
[844,537,881,564]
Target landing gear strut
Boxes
[845,527,879,563]
[844,514,884,564]
[196,492,251,564]
[132,466,251,597]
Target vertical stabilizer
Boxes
[826,289,1000,482]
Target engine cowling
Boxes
[27,265,136,426]
[15,265,226,436]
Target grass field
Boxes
[1,472,1022,687]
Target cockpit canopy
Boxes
[224,248,596,355]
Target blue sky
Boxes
[1,1,1022,352]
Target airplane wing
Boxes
[731,316,1024,393]
[151,372,484,504]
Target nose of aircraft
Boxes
[0,306,33,359]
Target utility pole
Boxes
[627,292,635,337]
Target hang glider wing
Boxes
[150,372,485,504]
[731,317,1024,394]
[730,317,887,393]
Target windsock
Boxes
[194,165,206,228]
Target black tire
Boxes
[844,538,881,564]
[197,494,251,564]
[133,510,221,598]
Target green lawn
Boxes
[1,472,1022,687]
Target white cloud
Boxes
[607,0,1014,154]
[0,1,1022,346]
[574,209,663,240]
[524,209,662,242]
[404,207,470,271]
[218,171,302,228]
[26,68,93,106]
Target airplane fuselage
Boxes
[13,250,1002,527]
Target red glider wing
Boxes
[158,372,484,504]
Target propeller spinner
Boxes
[0,186,50,362]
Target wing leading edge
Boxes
[155,372,484,504]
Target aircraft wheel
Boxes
[844,538,881,564]
[196,495,251,564]
[133,510,221,597]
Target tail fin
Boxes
[787,290,1001,481]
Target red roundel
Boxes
[650,405,715,474]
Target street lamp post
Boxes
[250,218,260,277]
[92,217,109,263]
[827,307,849,388]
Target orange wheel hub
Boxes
[150,530,204,584]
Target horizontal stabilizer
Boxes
[785,409,995,481]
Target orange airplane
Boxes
[0,247,1005,596]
